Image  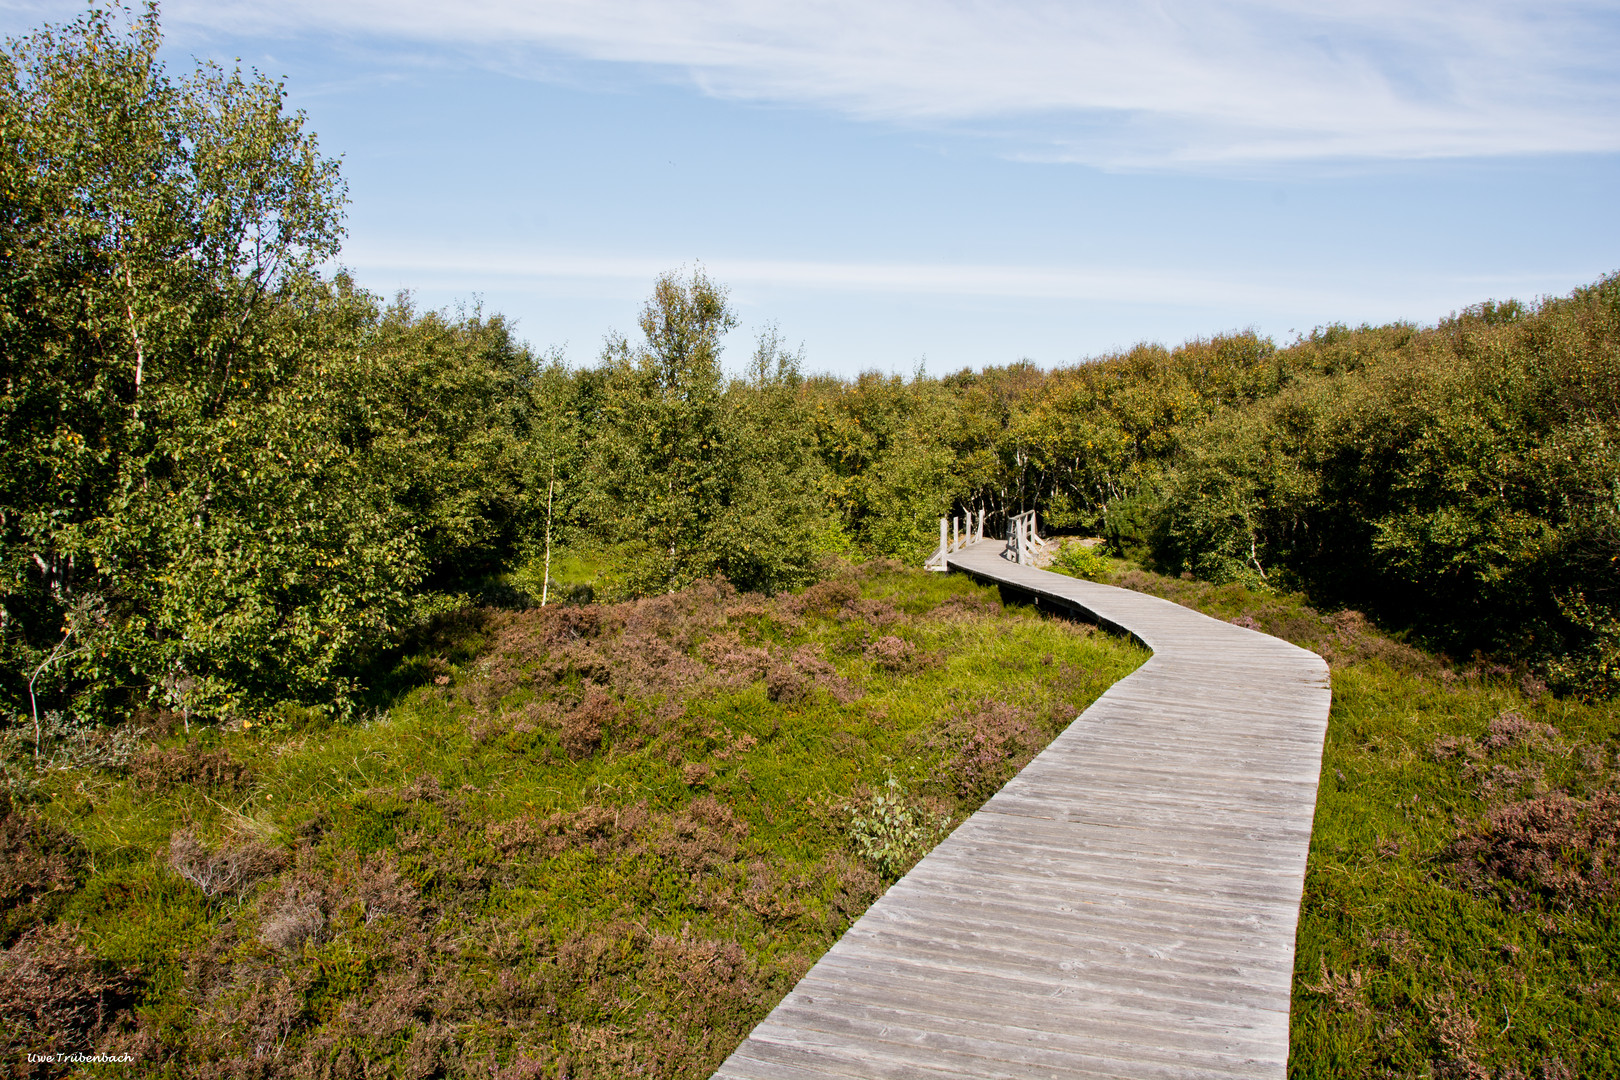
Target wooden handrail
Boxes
[924,509,985,571]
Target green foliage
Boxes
[806,370,965,561]
[846,775,951,879]
[0,10,555,726]
[789,329,1339,574]
[350,296,542,585]
[1548,592,1620,699]
[707,328,840,592]
[1050,540,1111,581]
[780,278,1618,694]
[585,274,833,596]
[585,268,739,595]
[0,5,392,723]
[1151,277,1620,679]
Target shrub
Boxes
[930,700,1045,800]
[1051,540,1111,581]
[846,777,950,879]
[129,743,254,791]
[1448,791,1620,911]
[764,664,809,704]
[1153,276,1620,689]
[0,924,140,1071]
[865,635,913,672]
[0,793,86,947]
[259,888,326,953]
[561,690,614,760]
[166,829,287,900]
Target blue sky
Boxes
[6,1,1619,376]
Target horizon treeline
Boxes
[4,8,1617,741]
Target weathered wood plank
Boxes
[712,541,1330,1079]
[777,961,1291,1041]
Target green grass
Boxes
[7,560,1614,1078]
[1103,569,1619,1079]
[2,562,1145,1078]
[1295,663,1618,1079]
[505,543,617,604]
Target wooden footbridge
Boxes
[713,524,1332,1079]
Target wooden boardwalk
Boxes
[713,541,1332,1080]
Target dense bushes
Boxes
[0,7,399,725]
[5,7,1616,744]
[583,287,836,597]
[0,12,606,729]
[792,288,1619,694]
[1154,281,1620,685]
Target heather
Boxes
[0,564,1146,1077]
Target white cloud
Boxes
[339,244,1562,316]
[341,245,1286,304]
[144,0,1620,166]
[6,0,1615,164]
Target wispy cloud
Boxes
[342,245,1303,306]
[339,244,1562,316]
[132,0,1620,166]
[7,1,1614,163]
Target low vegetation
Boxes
[0,564,1146,1077]
[8,559,1612,1078]
[1104,573,1618,1079]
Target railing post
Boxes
[1011,511,1034,565]
[925,517,948,570]
[1005,510,1035,565]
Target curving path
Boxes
[712,540,1332,1080]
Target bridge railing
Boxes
[926,509,1048,570]
[1004,509,1045,565]
[924,510,985,571]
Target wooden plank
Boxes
[712,540,1330,1079]
[821,927,1297,1001]
[784,956,1292,1037]
[757,998,1285,1074]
